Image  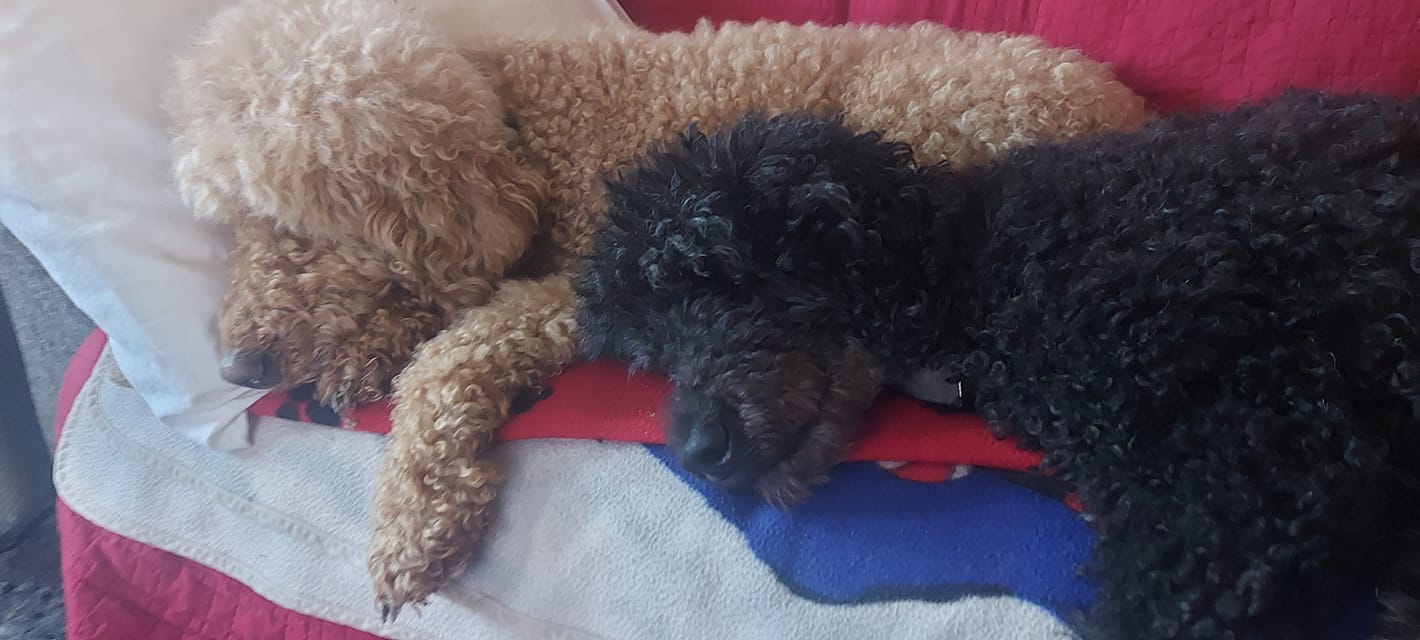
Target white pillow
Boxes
[0,0,630,450]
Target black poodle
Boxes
[573,94,1420,639]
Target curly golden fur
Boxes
[216,218,456,409]
[167,0,1149,618]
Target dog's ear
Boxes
[170,0,544,308]
[334,45,545,308]
[571,266,615,362]
[571,304,612,361]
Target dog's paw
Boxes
[221,325,414,416]
[303,307,447,416]
[368,509,462,621]
[368,459,504,621]
[310,351,400,418]
[368,536,438,622]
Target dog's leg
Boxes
[1072,393,1387,640]
[367,274,578,618]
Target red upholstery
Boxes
[619,0,1420,113]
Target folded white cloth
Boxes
[55,349,1078,639]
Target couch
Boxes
[5,1,1420,639]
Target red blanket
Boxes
[251,362,1040,470]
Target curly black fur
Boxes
[574,96,1420,639]
[575,115,907,506]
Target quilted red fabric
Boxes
[57,504,384,640]
[618,0,1420,113]
[56,332,384,640]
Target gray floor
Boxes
[1,226,94,450]
[2,223,93,640]
[0,512,64,640]
[1,228,86,640]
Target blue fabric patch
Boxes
[648,445,1095,618]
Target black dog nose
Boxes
[680,418,732,479]
[220,348,280,389]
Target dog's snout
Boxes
[669,387,754,486]
[680,418,733,479]
[220,347,281,389]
